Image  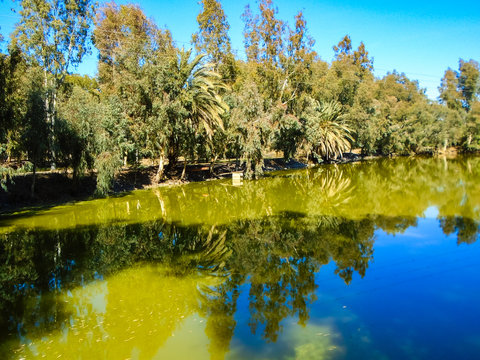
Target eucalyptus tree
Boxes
[191,0,236,82]
[270,10,318,159]
[0,46,24,190]
[94,95,132,195]
[0,47,18,162]
[281,11,317,109]
[94,2,168,94]
[230,80,271,179]
[454,59,480,148]
[14,0,96,170]
[439,60,479,113]
[19,67,49,197]
[458,59,480,112]
[0,45,49,194]
[94,2,175,185]
[439,59,480,149]
[330,35,374,107]
[439,69,463,111]
[241,0,285,103]
[370,72,435,155]
[94,2,171,162]
[464,101,480,150]
[56,82,101,186]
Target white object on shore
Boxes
[232,171,243,186]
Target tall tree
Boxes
[14,0,96,170]
[330,35,374,107]
[191,0,232,68]
[281,11,317,108]
[457,59,480,112]
[257,0,285,66]
[333,35,353,61]
[94,2,167,94]
[333,35,373,72]
[241,4,260,63]
[230,80,271,179]
[439,59,480,112]
[94,2,173,168]
[439,68,463,111]
[19,67,49,197]
[0,46,23,190]
[241,0,286,102]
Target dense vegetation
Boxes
[1,0,479,195]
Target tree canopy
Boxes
[0,0,479,195]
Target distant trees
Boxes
[0,0,479,196]
[439,59,480,150]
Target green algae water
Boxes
[1,156,479,359]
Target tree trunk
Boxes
[50,91,56,170]
[156,148,165,183]
[245,157,252,180]
[31,162,36,198]
[44,70,56,171]
[181,158,187,180]
[210,154,218,174]
[167,144,178,171]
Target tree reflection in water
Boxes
[0,156,479,358]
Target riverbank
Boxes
[0,157,313,213]
[0,149,465,214]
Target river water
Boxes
[0,156,479,359]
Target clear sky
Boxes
[1,0,479,99]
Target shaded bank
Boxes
[0,150,471,213]
[0,157,310,213]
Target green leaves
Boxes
[16,0,95,76]
[301,99,352,162]
[192,0,232,68]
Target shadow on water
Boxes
[0,210,479,358]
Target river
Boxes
[1,156,479,359]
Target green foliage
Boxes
[192,0,238,83]
[458,59,480,112]
[57,84,101,179]
[1,0,480,197]
[15,0,96,169]
[20,68,49,163]
[273,110,302,159]
[301,99,352,162]
[152,49,228,169]
[94,151,122,196]
[230,80,271,178]
[192,0,232,67]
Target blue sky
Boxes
[1,0,479,99]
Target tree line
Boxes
[0,0,479,195]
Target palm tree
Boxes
[179,51,228,137]
[153,49,228,181]
[302,99,352,162]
